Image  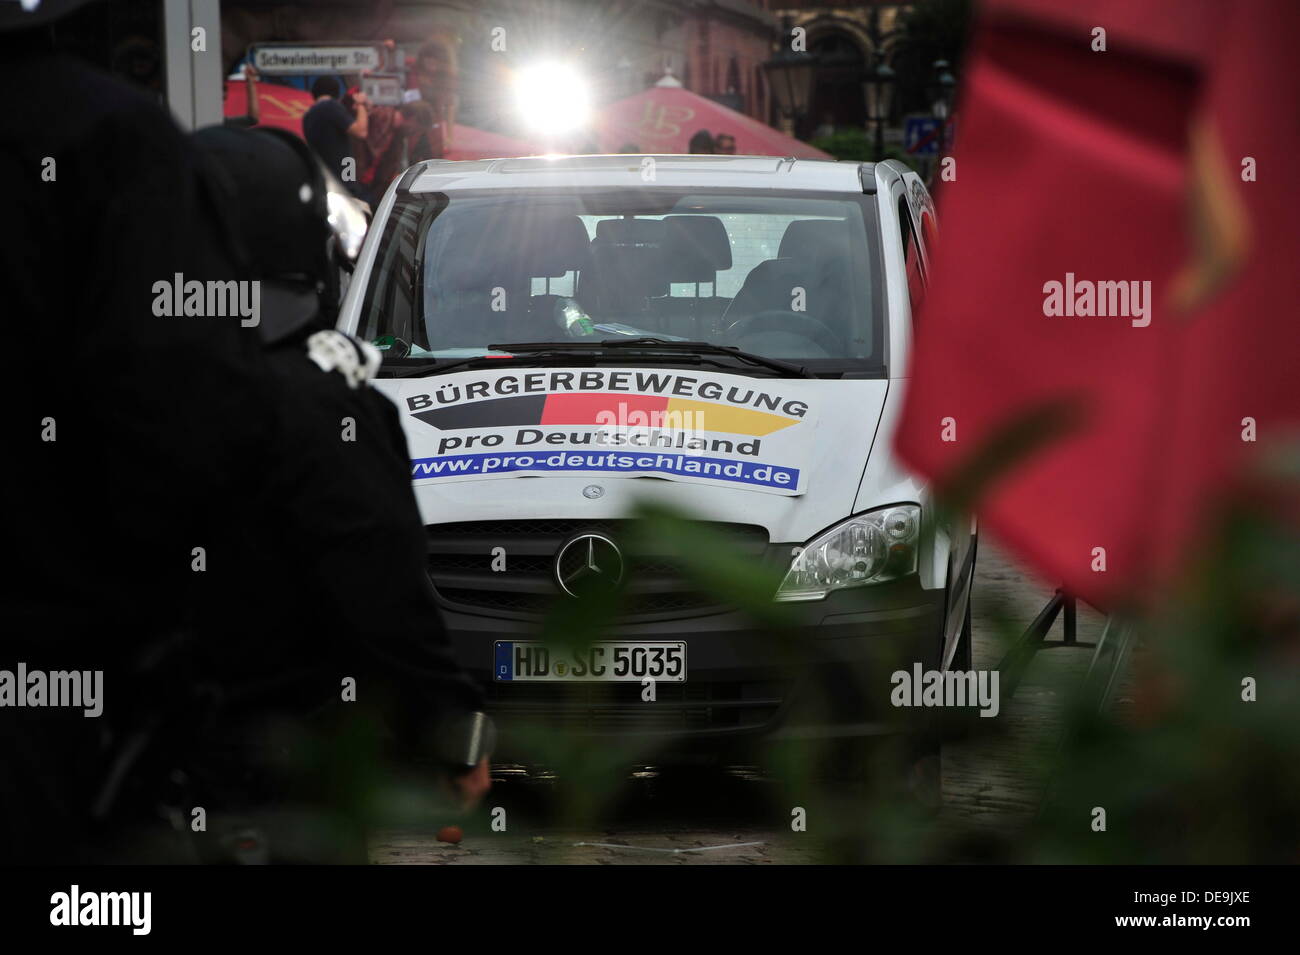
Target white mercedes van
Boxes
[337,155,976,761]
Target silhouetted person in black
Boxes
[688,129,715,154]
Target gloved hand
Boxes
[446,756,491,810]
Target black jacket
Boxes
[0,47,478,861]
[198,316,483,740]
[0,45,277,862]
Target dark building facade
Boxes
[220,0,779,135]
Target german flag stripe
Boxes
[411,392,798,437]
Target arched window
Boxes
[808,31,867,136]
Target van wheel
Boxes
[950,594,973,673]
[948,538,977,673]
[942,558,977,746]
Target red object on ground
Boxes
[594,82,830,158]
[436,825,463,845]
[893,0,1300,611]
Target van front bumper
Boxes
[435,576,946,759]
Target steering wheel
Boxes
[723,309,846,356]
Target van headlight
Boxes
[775,505,921,601]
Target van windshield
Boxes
[357,189,885,374]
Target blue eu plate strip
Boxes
[495,642,513,681]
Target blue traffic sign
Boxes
[904,115,942,156]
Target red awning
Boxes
[442,125,539,161]
[222,80,314,134]
[222,81,538,159]
[594,83,830,159]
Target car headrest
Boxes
[520,213,591,278]
[662,215,732,282]
[434,216,503,290]
[778,219,849,260]
[592,218,668,299]
[594,217,665,250]
[435,211,591,290]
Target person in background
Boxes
[223,63,260,129]
[714,132,736,155]
[359,100,437,200]
[340,84,381,203]
[352,100,394,201]
[688,129,715,154]
[399,100,438,164]
[302,75,368,195]
[405,38,457,158]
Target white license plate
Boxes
[493,641,687,683]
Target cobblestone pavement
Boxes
[370,540,1121,864]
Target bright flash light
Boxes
[326,188,367,261]
[513,62,591,135]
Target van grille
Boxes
[425,519,770,620]
[485,679,789,734]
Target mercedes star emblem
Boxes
[554,533,625,598]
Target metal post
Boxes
[1037,616,1133,817]
[1088,619,1135,714]
[995,590,1065,699]
[163,0,224,131]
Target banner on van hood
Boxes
[390,367,819,496]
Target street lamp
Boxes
[763,32,815,138]
[931,59,956,120]
[862,55,895,161]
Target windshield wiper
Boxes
[387,351,592,378]
[384,339,814,380]
[488,338,815,378]
[384,348,742,379]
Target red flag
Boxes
[894,0,1300,610]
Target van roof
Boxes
[398,154,874,195]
